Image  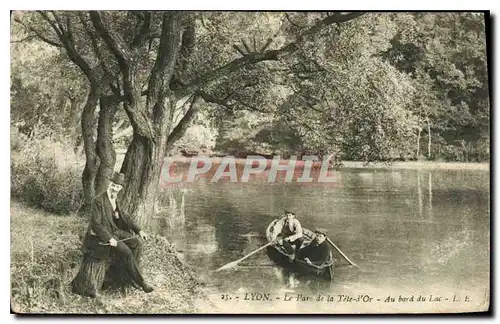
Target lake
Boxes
[152,165,490,313]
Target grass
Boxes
[10,201,213,314]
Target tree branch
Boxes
[148,13,183,124]
[233,44,246,56]
[36,11,95,82]
[148,13,182,96]
[37,11,64,39]
[65,15,75,43]
[123,106,156,140]
[242,38,252,53]
[177,12,365,97]
[132,11,151,48]
[199,90,269,113]
[177,49,282,97]
[90,11,134,99]
[50,11,66,34]
[14,31,61,47]
[37,12,59,34]
[198,91,234,111]
[284,12,304,28]
[89,11,131,70]
[259,38,273,53]
[301,12,365,38]
[13,17,62,47]
[165,94,200,152]
[78,12,119,93]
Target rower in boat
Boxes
[270,211,304,261]
[265,221,338,281]
[297,228,331,267]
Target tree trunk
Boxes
[80,83,100,216]
[117,97,171,227]
[416,127,421,160]
[120,132,164,227]
[417,170,422,218]
[95,96,120,194]
[119,95,197,227]
[116,13,185,227]
[427,119,432,160]
[428,172,433,219]
[67,95,82,150]
[71,256,109,297]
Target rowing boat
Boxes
[265,219,335,280]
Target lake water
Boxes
[153,166,490,313]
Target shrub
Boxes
[11,135,84,215]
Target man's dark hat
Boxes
[111,172,125,186]
[284,211,296,216]
[314,228,328,236]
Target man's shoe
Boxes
[142,283,154,293]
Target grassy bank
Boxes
[10,201,212,314]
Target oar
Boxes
[326,237,358,267]
[215,240,276,272]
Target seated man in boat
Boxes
[297,228,331,266]
[271,211,304,260]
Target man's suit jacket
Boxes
[83,191,142,260]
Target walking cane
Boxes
[99,235,139,246]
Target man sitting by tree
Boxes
[297,228,331,266]
[83,172,154,293]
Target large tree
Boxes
[13,11,364,225]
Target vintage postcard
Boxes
[10,10,490,314]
